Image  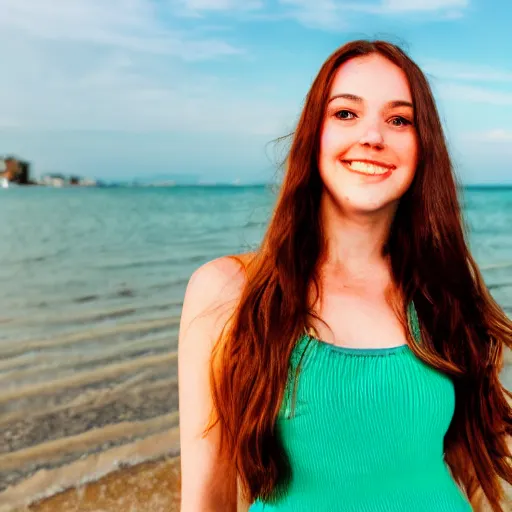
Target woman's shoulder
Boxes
[180,252,256,343]
[187,251,255,301]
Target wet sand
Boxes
[0,318,509,512]
[0,310,181,508]
[25,456,181,512]
[2,428,181,512]
[3,429,511,512]
[14,453,511,512]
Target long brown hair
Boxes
[206,40,512,511]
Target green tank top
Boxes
[249,304,472,511]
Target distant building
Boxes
[39,173,97,187]
[80,178,98,187]
[40,174,66,187]
[0,156,32,185]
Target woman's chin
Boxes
[335,194,398,216]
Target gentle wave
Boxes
[0,186,510,509]
[488,282,512,290]
[3,299,183,328]
[0,337,174,388]
[0,412,178,473]
[481,262,512,271]
[0,424,180,512]
[0,247,70,267]
[0,316,180,357]
[0,351,176,405]
[0,372,175,428]
[93,253,207,271]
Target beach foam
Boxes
[0,427,180,511]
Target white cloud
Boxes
[0,0,242,60]
[440,83,512,106]
[454,130,512,174]
[462,130,512,142]
[484,129,512,141]
[441,9,465,19]
[344,0,469,16]
[177,0,263,11]
[281,0,344,28]
[280,0,343,29]
[0,0,295,135]
[423,60,512,83]
[381,0,468,12]
[0,35,293,134]
[277,0,469,30]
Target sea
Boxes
[0,185,510,510]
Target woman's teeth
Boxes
[344,161,391,175]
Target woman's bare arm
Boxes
[178,256,247,511]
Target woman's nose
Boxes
[359,128,385,149]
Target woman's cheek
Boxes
[320,123,346,158]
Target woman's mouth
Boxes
[341,160,394,177]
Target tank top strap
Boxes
[289,332,314,373]
[407,301,422,345]
[281,332,314,420]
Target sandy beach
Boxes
[11,451,511,512]
[0,312,181,511]
[24,456,182,512]
[0,339,509,512]
[2,428,181,512]
[0,350,509,511]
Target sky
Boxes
[0,0,512,184]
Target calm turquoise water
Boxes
[0,186,273,342]
[0,185,510,342]
[0,185,510,505]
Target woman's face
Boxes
[318,54,418,215]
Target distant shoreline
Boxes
[12,183,512,189]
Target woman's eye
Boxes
[334,110,356,120]
[390,116,412,127]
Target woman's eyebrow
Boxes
[327,93,413,109]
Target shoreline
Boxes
[0,376,178,494]
[1,352,509,511]
[0,428,180,512]
[2,417,510,512]
[11,450,511,512]
[25,455,181,512]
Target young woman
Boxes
[178,40,512,511]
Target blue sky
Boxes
[1,0,512,184]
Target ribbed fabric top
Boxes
[249,305,472,512]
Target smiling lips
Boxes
[342,159,396,176]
